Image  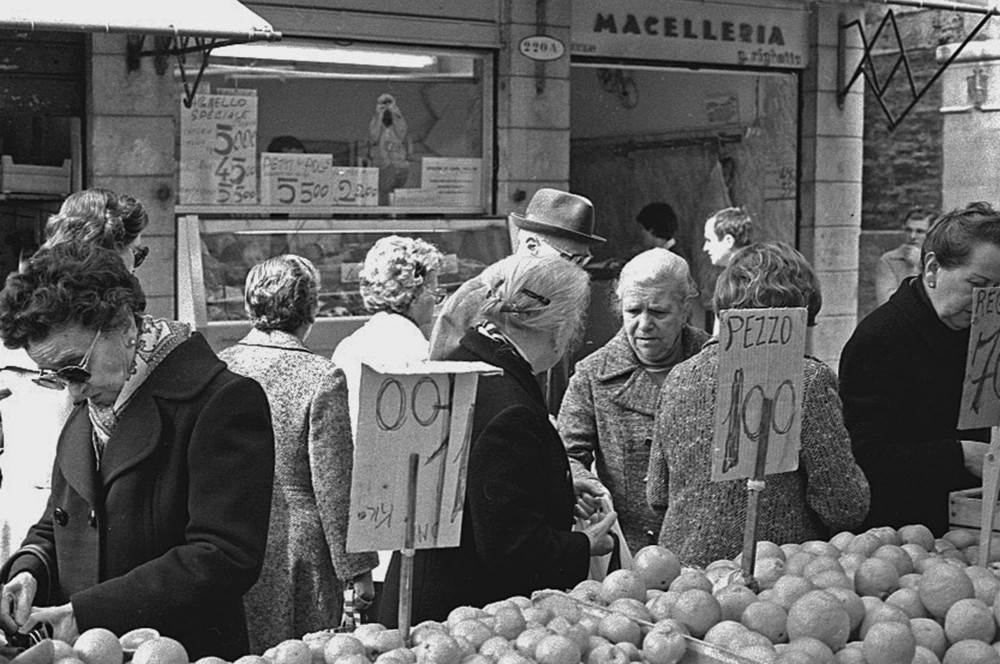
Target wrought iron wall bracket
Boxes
[837,1,996,131]
[125,35,249,107]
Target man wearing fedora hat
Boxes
[428,188,605,360]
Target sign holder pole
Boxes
[978,427,1000,566]
[398,452,420,644]
[739,397,774,587]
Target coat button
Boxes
[53,508,68,526]
[88,511,97,528]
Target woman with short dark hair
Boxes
[648,242,869,566]
[0,242,273,659]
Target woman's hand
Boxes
[20,603,77,642]
[962,440,990,479]
[581,509,618,556]
[0,571,37,633]
[573,476,608,520]
[352,571,375,612]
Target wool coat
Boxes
[378,330,590,626]
[839,277,987,535]
[648,342,870,566]
[220,329,377,653]
[558,326,710,553]
[3,334,274,660]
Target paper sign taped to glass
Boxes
[959,286,1000,429]
[711,307,806,482]
[346,360,501,553]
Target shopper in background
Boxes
[702,207,753,268]
[841,202,1000,535]
[44,189,150,273]
[0,242,273,658]
[649,242,869,566]
[220,255,376,652]
[874,208,933,305]
[558,248,709,554]
[429,188,605,360]
[379,254,616,625]
[636,202,680,252]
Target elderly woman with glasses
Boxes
[219,255,377,653]
[557,248,710,555]
[647,243,869,566]
[0,242,274,659]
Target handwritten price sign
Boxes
[712,308,806,481]
[179,94,258,205]
[331,167,379,207]
[259,153,333,206]
[347,361,499,553]
[959,287,1000,428]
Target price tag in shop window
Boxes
[259,153,334,206]
[341,262,363,284]
[179,94,258,205]
[331,167,379,207]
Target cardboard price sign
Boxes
[331,167,379,207]
[179,94,258,205]
[259,153,333,206]
[347,361,500,553]
[712,308,807,481]
[959,287,1000,428]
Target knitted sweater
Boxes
[647,342,870,567]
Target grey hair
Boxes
[244,254,321,333]
[360,235,443,315]
[613,248,696,316]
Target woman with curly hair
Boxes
[220,256,376,652]
[0,242,273,658]
[44,189,150,272]
[647,242,869,566]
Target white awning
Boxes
[0,0,280,42]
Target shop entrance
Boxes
[569,64,799,356]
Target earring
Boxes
[126,337,136,348]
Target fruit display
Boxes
[8,523,1000,664]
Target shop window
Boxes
[177,39,493,214]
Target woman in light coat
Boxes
[221,255,376,652]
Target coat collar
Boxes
[235,328,312,354]
[457,329,545,408]
[596,326,708,416]
[889,276,969,363]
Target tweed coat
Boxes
[840,277,987,535]
[648,341,870,567]
[378,330,590,626]
[4,334,274,660]
[220,330,377,653]
[558,326,710,553]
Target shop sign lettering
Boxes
[960,287,1000,428]
[572,0,808,70]
[712,308,806,482]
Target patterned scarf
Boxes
[89,316,192,465]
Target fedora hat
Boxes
[510,188,606,244]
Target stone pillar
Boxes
[89,35,177,319]
[799,2,866,370]
[497,0,572,217]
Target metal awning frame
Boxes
[838,0,997,131]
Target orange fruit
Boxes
[514,627,550,658]
[740,600,788,644]
[785,636,835,662]
[809,570,853,592]
[785,589,851,651]
[55,658,88,664]
[702,621,747,649]
[670,589,721,639]
[825,587,866,634]
[647,590,681,621]
[910,617,947,660]
[547,616,590,654]
[271,640,312,664]
[965,566,1000,605]
[585,642,628,664]
[450,621,493,651]
[496,650,535,664]
[942,529,977,550]
[784,551,817,577]
[868,527,902,547]
[632,546,682,591]
[537,594,583,622]
[862,621,916,664]
[570,580,604,604]
[600,570,647,604]
[118,629,159,655]
[607,598,652,624]
[898,525,935,552]
[754,558,787,591]
[944,597,995,643]
[942,639,1000,664]
[132,638,189,664]
[714,583,756,622]
[323,635,367,664]
[492,607,526,640]
[667,571,712,594]
[74,628,124,664]
[598,613,642,646]
[640,629,686,664]
[859,601,909,640]
[192,658,228,664]
[801,540,841,559]
[911,646,940,664]
[830,531,856,552]
[533,635,581,664]
[447,606,486,628]
[771,575,816,611]
[885,586,928,618]
[413,633,463,664]
[873,545,915,576]
[854,558,900,599]
[803,556,844,579]
[919,561,975,619]
[845,533,882,558]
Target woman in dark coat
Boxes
[220,255,376,652]
[0,242,274,660]
[378,254,617,626]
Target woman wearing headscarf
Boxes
[220,255,376,652]
[0,242,274,659]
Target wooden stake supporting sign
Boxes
[712,308,806,583]
[346,360,499,641]
[957,286,1000,565]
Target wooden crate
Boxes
[0,155,71,196]
[949,487,1000,532]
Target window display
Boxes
[177,40,492,213]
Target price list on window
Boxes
[179,94,258,205]
[259,153,333,206]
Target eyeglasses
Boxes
[31,327,102,390]
[132,245,150,269]
[542,241,592,267]
[428,288,448,305]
